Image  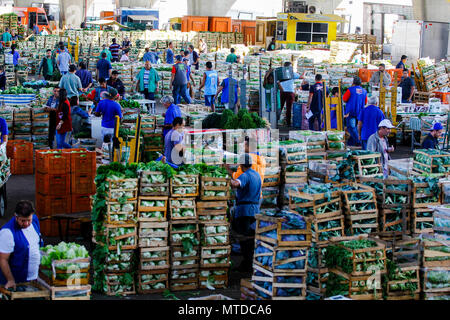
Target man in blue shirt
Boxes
[307,74,324,131]
[399,69,415,103]
[161,95,181,137]
[163,117,185,166]
[0,116,8,145]
[94,87,122,141]
[422,122,443,149]
[199,61,219,111]
[216,77,239,113]
[75,62,93,91]
[279,62,300,127]
[97,52,112,81]
[229,153,261,272]
[32,23,39,35]
[396,55,407,71]
[166,42,174,64]
[343,76,368,146]
[357,95,385,150]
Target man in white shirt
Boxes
[0,201,43,289]
[57,50,71,75]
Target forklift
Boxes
[323,80,344,131]
[110,115,142,163]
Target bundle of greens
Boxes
[0,86,36,94]
[203,224,229,245]
[382,260,419,297]
[201,108,267,129]
[424,269,450,290]
[119,99,140,109]
[414,149,450,173]
[139,161,175,182]
[139,273,167,291]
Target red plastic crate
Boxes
[435,92,450,104]
[39,216,81,237]
[35,150,70,174]
[6,140,26,159]
[36,193,71,216]
[71,194,92,213]
[35,172,71,196]
[64,149,96,174]
[71,173,96,195]
[10,158,34,175]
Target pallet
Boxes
[200,220,230,246]
[137,269,169,294]
[139,247,170,270]
[200,176,231,200]
[200,245,231,268]
[0,280,50,300]
[255,213,312,247]
[138,221,169,247]
[171,246,200,270]
[196,200,228,222]
[422,239,450,268]
[137,196,168,222]
[169,197,197,220]
[199,267,229,289]
[289,189,342,219]
[169,220,199,246]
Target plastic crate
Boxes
[35,173,71,196]
[71,194,92,213]
[63,149,96,174]
[71,172,96,195]
[7,140,33,160]
[36,193,71,216]
[35,150,70,174]
[10,158,34,175]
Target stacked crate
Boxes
[351,152,383,178]
[141,116,162,162]
[137,169,170,294]
[252,211,311,300]
[7,140,33,175]
[31,107,50,150]
[411,177,442,235]
[257,143,281,209]
[13,107,32,142]
[0,109,13,140]
[412,149,450,177]
[421,236,450,300]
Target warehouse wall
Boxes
[412,0,450,23]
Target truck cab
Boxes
[13,7,52,32]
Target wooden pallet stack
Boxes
[252,211,311,300]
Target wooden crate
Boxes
[412,149,450,175]
[170,174,199,197]
[138,221,168,247]
[422,291,450,300]
[139,247,170,270]
[106,200,137,224]
[284,170,308,184]
[105,178,138,202]
[36,278,91,300]
[200,245,231,268]
[412,182,442,208]
[253,240,308,274]
[169,220,199,246]
[105,273,136,296]
[39,257,90,287]
[196,200,228,222]
[105,250,135,273]
[307,267,328,295]
[308,242,328,269]
[341,183,378,215]
[289,189,342,219]
[380,208,411,234]
[422,239,450,268]
[171,246,200,270]
[351,153,383,177]
[252,264,307,300]
[169,268,199,291]
[307,141,326,153]
[200,221,230,246]
[359,176,412,209]
[412,208,434,234]
[169,197,197,220]
[199,267,229,289]
[105,224,137,251]
[255,213,311,247]
[384,266,420,300]
[200,176,231,200]
[261,188,279,209]
[422,267,450,293]
[279,143,307,165]
[137,269,169,294]
[327,269,383,300]
[345,212,379,235]
[139,170,170,196]
[137,196,168,222]
[0,280,50,300]
[240,278,261,300]
[311,215,345,245]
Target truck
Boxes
[391,20,450,63]
[0,6,55,33]
[115,8,159,30]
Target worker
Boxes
[399,69,415,103]
[163,117,186,166]
[367,119,395,178]
[10,29,18,41]
[279,61,301,127]
[9,44,20,67]
[38,49,57,81]
[136,60,160,101]
[422,123,443,149]
[45,87,60,148]
[55,88,73,149]
[32,23,39,35]
[70,95,89,135]
[107,70,125,98]
[0,114,8,146]
[2,27,12,43]
[97,52,112,81]
[120,49,130,62]
[40,27,49,36]
[263,69,281,113]
[100,44,113,62]
[229,153,262,272]
[396,55,407,71]
[166,42,174,64]
[328,87,340,129]
[352,49,364,64]
[143,48,158,64]
[215,74,240,113]
[357,95,385,150]
[88,78,112,106]
[59,64,83,99]
[161,95,181,138]
[183,58,194,102]
[199,38,208,54]
[94,87,122,141]
[198,61,219,112]
[355,26,362,34]
[170,55,191,104]
[236,55,241,64]
[75,62,93,91]
[226,48,237,63]
[109,38,121,62]
[188,45,199,70]
[122,37,131,49]
[343,76,367,146]
[307,74,324,131]
[57,47,71,75]
[0,201,44,289]
[0,66,6,91]
[267,37,276,51]
[369,63,392,87]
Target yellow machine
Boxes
[378,76,398,136]
[170,17,182,31]
[67,36,80,63]
[113,115,142,163]
[323,80,344,131]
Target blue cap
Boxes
[431,123,443,131]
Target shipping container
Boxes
[209,16,231,33]
[232,19,256,45]
[181,15,209,32]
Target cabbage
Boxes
[41,242,89,268]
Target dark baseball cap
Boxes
[112,70,120,75]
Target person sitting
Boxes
[422,123,443,149]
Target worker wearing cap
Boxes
[229,153,262,272]
[107,70,125,98]
[343,76,367,146]
[367,119,395,178]
[422,123,443,149]
[171,55,191,104]
[357,95,385,150]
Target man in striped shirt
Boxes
[109,38,121,62]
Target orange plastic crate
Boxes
[63,149,96,174]
[71,173,96,195]
[35,172,71,196]
[39,216,81,237]
[35,150,70,174]
[435,92,450,104]
[71,194,92,213]
[10,158,34,175]
[6,140,26,159]
[36,193,71,216]
[10,141,33,160]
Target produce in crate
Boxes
[254,240,307,270]
[414,149,450,174]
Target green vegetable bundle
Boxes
[119,99,140,109]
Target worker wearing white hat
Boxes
[366,119,395,178]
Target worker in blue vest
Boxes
[87,78,112,106]
[0,201,43,289]
[342,76,367,146]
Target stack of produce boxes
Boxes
[351,150,383,178]
[31,107,50,150]
[252,210,311,300]
[13,106,32,142]
[257,142,281,210]
[325,235,387,300]
[69,149,97,214]
[169,170,200,291]
[411,176,442,235]
[198,167,232,289]
[7,139,33,175]
[137,168,170,294]
[290,131,327,161]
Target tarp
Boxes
[85,19,128,28]
[127,15,158,22]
